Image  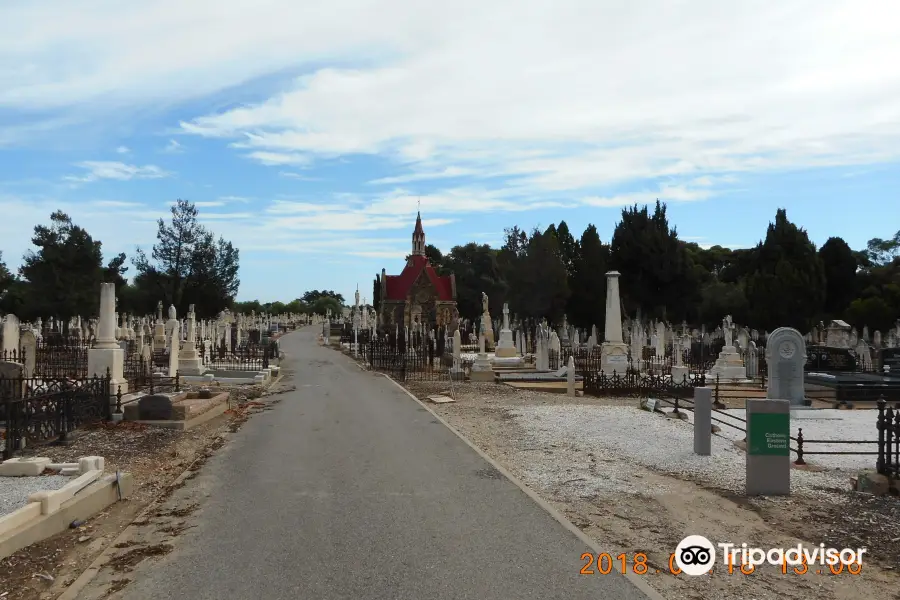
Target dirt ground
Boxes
[406,381,900,600]
[0,378,291,600]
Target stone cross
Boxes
[502,303,510,331]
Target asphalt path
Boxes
[120,328,658,599]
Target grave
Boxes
[765,327,807,407]
[881,348,900,373]
[123,390,230,430]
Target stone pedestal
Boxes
[671,365,690,384]
[600,342,629,375]
[495,328,516,358]
[469,354,495,382]
[87,348,128,396]
[708,346,747,381]
[178,348,204,376]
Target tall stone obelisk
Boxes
[600,271,629,375]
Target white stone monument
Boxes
[708,315,748,382]
[178,305,205,375]
[87,283,128,398]
[600,272,629,374]
[470,334,495,382]
[494,303,516,358]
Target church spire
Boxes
[412,211,425,256]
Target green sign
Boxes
[748,412,790,456]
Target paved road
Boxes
[120,328,657,599]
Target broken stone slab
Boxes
[427,395,455,404]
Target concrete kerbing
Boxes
[0,473,133,562]
[381,374,668,600]
[55,438,222,600]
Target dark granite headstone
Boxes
[138,394,173,420]
[198,388,212,399]
[806,346,857,372]
[882,348,900,373]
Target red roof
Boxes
[384,255,454,301]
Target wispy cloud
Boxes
[368,167,478,185]
[2,0,898,212]
[244,151,308,166]
[63,161,170,184]
[278,171,320,181]
[115,146,130,154]
[163,139,184,153]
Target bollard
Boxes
[566,356,576,397]
[693,387,712,456]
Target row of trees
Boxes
[0,200,241,323]
[372,202,900,333]
[233,290,345,318]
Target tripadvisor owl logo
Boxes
[674,535,716,576]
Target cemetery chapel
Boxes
[378,212,458,330]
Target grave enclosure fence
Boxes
[353,338,451,382]
[1,372,112,460]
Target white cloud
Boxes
[63,161,170,183]
[163,139,183,153]
[115,145,130,154]
[368,167,478,185]
[1,0,897,205]
[244,151,308,166]
[278,171,320,181]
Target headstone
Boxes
[746,399,791,496]
[137,394,174,420]
[882,348,900,373]
[19,330,37,378]
[806,346,857,372]
[765,327,807,407]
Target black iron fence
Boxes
[205,341,270,371]
[1,372,111,460]
[357,338,450,382]
[1,339,91,379]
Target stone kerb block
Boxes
[0,457,51,477]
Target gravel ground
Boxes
[681,408,881,472]
[508,405,850,498]
[0,475,73,517]
[408,381,900,600]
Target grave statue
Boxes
[481,292,489,315]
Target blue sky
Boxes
[1,0,898,304]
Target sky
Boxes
[1,0,899,305]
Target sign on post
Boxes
[746,399,791,496]
[747,413,790,456]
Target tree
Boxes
[132,199,240,318]
[567,224,608,330]
[373,275,381,313]
[609,200,697,321]
[744,209,826,331]
[442,243,508,320]
[818,237,858,316]
[312,296,343,316]
[517,228,569,322]
[496,226,528,316]
[555,221,579,281]
[865,229,900,265]
[19,211,106,323]
[301,290,345,305]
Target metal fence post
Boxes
[794,428,806,465]
[877,397,887,475]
